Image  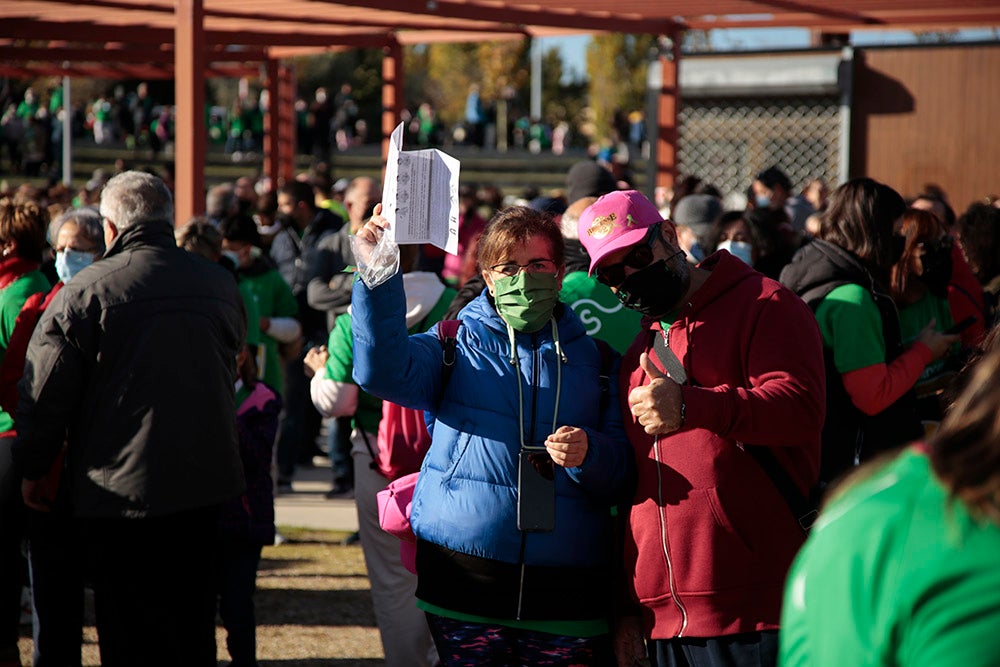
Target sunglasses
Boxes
[595,223,661,286]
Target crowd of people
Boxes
[0,151,998,667]
[1,81,646,186]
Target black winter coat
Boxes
[13,222,247,518]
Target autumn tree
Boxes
[585,33,655,146]
[417,39,530,128]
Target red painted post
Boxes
[656,29,681,193]
[278,62,296,184]
[263,58,281,186]
[381,34,403,170]
[174,0,206,225]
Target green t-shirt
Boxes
[239,267,298,392]
[898,291,955,386]
[324,311,383,435]
[238,280,262,349]
[814,283,886,373]
[780,448,1000,667]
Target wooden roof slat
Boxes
[1,0,997,74]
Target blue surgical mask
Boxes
[755,194,772,209]
[686,241,705,264]
[221,249,241,268]
[55,249,95,283]
[717,240,754,266]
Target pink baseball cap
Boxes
[578,190,665,275]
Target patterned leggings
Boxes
[425,613,613,666]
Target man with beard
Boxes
[578,190,825,667]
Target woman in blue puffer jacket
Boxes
[352,204,634,665]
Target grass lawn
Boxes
[18,527,386,666]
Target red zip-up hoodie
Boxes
[621,251,825,639]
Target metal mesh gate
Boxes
[678,95,842,209]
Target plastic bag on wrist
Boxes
[350,230,399,289]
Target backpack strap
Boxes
[744,445,819,532]
[358,426,379,470]
[651,329,688,385]
[436,319,461,389]
[593,338,616,413]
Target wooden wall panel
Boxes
[851,43,1000,213]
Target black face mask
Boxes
[919,242,953,299]
[615,256,690,319]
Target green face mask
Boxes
[492,271,560,333]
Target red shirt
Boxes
[947,242,987,347]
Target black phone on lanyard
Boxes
[517,448,555,532]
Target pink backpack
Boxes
[374,400,431,481]
[376,472,420,573]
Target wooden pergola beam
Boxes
[314,0,679,33]
[0,45,266,65]
[0,62,259,79]
[686,10,1000,30]
[0,19,392,49]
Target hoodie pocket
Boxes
[665,486,754,594]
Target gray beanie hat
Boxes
[672,194,722,239]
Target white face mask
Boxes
[717,239,754,266]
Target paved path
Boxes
[274,463,359,532]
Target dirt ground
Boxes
[18,527,386,667]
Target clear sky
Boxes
[541,27,999,83]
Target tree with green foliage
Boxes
[292,48,384,143]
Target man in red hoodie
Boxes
[577,191,825,667]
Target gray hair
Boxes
[205,182,236,222]
[99,171,173,232]
[52,207,106,254]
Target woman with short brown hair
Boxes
[351,203,633,665]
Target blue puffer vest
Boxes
[352,271,633,620]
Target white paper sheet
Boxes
[380,122,460,255]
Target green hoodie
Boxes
[780,447,1000,667]
[238,261,298,392]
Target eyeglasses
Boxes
[595,223,661,286]
[489,259,558,277]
